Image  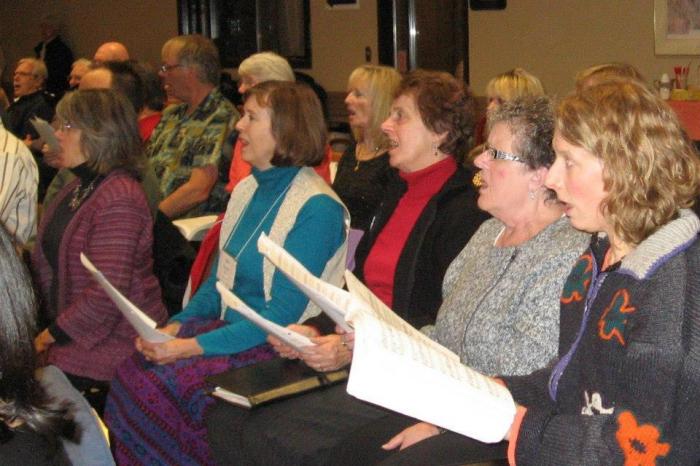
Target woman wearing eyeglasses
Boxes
[327,96,589,466]
[31,89,168,415]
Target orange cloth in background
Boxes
[138,112,162,143]
[668,100,700,140]
[226,139,333,193]
[225,139,252,192]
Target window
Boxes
[178,0,311,68]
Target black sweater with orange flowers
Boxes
[502,210,700,465]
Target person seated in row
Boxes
[347,78,700,465]
[92,41,130,65]
[227,51,330,190]
[31,89,168,415]
[206,69,489,466]
[148,34,239,219]
[105,80,350,466]
[574,62,646,90]
[332,65,400,233]
[6,57,56,200]
[186,52,337,304]
[472,67,544,150]
[135,62,166,142]
[329,96,589,465]
[0,224,79,466]
[0,123,37,249]
[67,58,91,90]
[7,59,54,136]
[42,60,162,215]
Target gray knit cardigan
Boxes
[424,216,589,376]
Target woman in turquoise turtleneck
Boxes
[105,81,349,466]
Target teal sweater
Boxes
[171,166,346,355]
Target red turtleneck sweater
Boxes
[363,156,457,308]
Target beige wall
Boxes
[468,0,693,96]
[0,0,177,77]
[2,1,688,96]
[308,0,378,91]
[0,0,373,92]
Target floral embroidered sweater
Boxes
[502,210,700,465]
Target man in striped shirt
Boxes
[0,124,38,247]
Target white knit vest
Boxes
[219,167,349,322]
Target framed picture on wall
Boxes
[178,0,311,68]
[654,0,700,54]
[469,0,506,10]
[325,0,359,9]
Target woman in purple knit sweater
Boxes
[31,89,168,414]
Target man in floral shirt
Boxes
[148,34,238,219]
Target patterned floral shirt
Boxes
[147,88,239,218]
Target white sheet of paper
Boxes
[345,294,516,443]
[172,214,219,241]
[30,117,61,153]
[345,271,459,362]
[80,253,173,343]
[257,233,354,332]
[215,282,315,352]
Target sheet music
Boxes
[172,215,219,241]
[80,253,173,343]
[345,298,516,443]
[215,282,315,352]
[30,117,60,153]
[257,233,354,331]
[252,235,516,442]
[345,271,459,362]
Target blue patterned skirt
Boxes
[104,319,276,465]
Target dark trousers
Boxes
[64,372,110,417]
[331,411,508,466]
[206,382,390,466]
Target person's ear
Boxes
[529,166,549,191]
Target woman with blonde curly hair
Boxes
[495,76,700,466]
[368,78,700,465]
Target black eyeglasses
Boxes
[484,145,525,163]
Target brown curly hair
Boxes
[395,70,475,159]
[556,79,700,245]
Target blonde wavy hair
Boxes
[346,65,401,148]
[485,67,544,102]
[575,62,646,90]
[556,79,700,245]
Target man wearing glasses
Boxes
[7,58,55,200]
[147,34,239,220]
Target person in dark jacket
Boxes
[206,70,488,466]
[33,16,73,100]
[7,57,56,200]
